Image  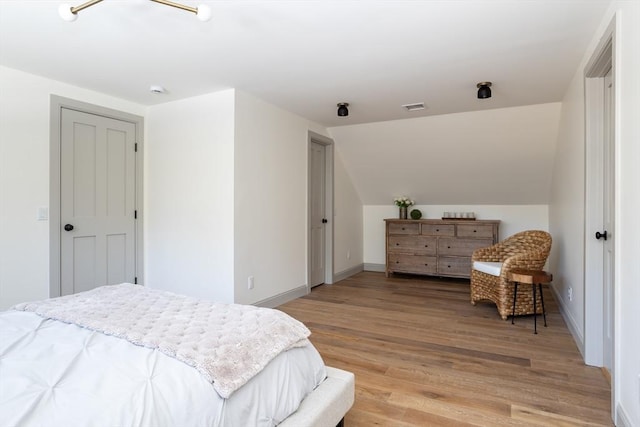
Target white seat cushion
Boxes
[473,261,503,277]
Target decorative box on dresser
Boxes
[385,219,500,279]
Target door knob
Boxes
[322,218,328,224]
[64,224,74,231]
[595,230,608,240]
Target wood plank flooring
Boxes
[278,271,612,426]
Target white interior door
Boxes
[309,141,326,287]
[60,108,137,295]
[602,68,614,374]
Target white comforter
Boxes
[13,284,311,398]
[0,310,326,427]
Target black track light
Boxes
[337,102,349,117]
[477,82,492,99]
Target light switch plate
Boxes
[37,207,49,221]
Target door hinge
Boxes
[134,143,138,152]
[134,277,138,284]
[134,210,137,219]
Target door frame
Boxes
[583,16,616,419]
[307,131,334,287]
[49,95,144,297]
[584,34,612,367]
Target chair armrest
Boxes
[500,250,549,279]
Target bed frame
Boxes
[279,366,355,427]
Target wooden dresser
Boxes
[384,219,500,279]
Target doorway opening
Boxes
[583,17,615,421]
[307,131,334,289]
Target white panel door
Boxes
[60,108,137,295]
[309,142,326,287]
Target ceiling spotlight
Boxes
[337,103,349,117]
[477,82,492,99]
[150,85,166,94]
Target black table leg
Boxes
[533,282,537,334]
[512,282,518,324]
[539,283,547,327]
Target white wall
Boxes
[364,204,548,267]
[614,2,640,423]
[333,151,364,275]
[547,54,588,349]
[146,90,236,303]
[0,66,145,310]
[549,2,640,425]
[233,91,323,304]
[147,89,360,306]
[0,69,362,310]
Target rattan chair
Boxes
[470,230,552,320]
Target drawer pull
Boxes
[436,229,440,232]
[395,261,399,264]
[447,246,451,249]
[447,265,451,268]
[473,230,477,233]
[401,227,405,230]
[424,263,429,266]
[424,245,428,247]
[396,243,399,246]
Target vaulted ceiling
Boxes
[0,1,612,206]
[0,0,611,127]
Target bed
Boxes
[0,284,354,427]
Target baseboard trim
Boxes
[616,402,632,427]
[550,284,585,359]
[254,285,309,309]
[364,263,385,272]
[333,264,364,282]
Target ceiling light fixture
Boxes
[337,103,349,117]
[58,0,212,22]
[477,82,492,99]
[150,85,166,94]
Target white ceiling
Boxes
[0,0,612,127]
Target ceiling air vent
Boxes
[401,102,426,112]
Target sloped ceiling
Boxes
[0,1,611,127]
[0,1,608,206]
[329,103,562,205]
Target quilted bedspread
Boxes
[13,283,311,398]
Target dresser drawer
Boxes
[388,222,420,235]
[437,256,472,277]
[388,236,436,254]
[389,254,437,274]
[421,224,455,236]
[438,238,493,256]
[457,224,495,238]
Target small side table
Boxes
[507,269,553,334]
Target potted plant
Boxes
[393,197,414,219]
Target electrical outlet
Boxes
[568,287,573,302]
[248,276,254,290]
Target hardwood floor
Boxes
[278,271,613,427]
